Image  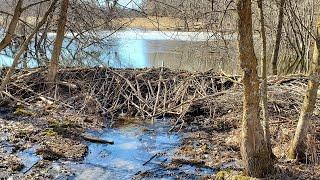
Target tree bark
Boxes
[271,0,285,75]
[288,16,320,161]
[47,0,69,82]
[19,16,28,70]
[237,0,274,177]
[0,0,23,51]
[0,0,58,93]
[258,0,273,156]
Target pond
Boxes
[0,29,240,75]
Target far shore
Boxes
[0,16,235,33]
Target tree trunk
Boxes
[47,0,69,82]
[258,0,273,156]
[288,16,320,161]
[0,0,58,93]
[19,17,28,70]
[237,0,274,177]
[271,0,285,75]
[0,0,23,51]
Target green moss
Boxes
[216,170,231,180]
[232,175,250,180]
[14,107,36,116]
[48,118,71,134]
[42,129,57,136]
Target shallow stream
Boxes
[16,119,215,179]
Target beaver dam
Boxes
[0,67,320,179]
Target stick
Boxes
[23,159,40,174]
[143,153,160,166]
[82,134,114,144]
[1,91,30,106]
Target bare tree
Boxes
[257,0,273,156]
[47,0,69,82]
[288,14,320,161]
[271,0,285,75]
[0,0,23,51]
[237,0,274,177]
[0,0,58,92]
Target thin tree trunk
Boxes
[258,0,272,155]
[0,0,23,51]
[0,0,58,93]
[19,17,28,70]
[237,0,274,177]
[288,16,320,161]
[271,0,285,75]
[47,0,69,82]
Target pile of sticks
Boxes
[1,67,238,120]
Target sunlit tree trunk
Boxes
[0,0,23,51]
[288,15,320,161]
[237,0,274,177]
[272,0,285,75]
[258,0,272,155]
[0,0,58,93]
[47,0,69,82]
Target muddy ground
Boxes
[0,68,320,179]
[0,90,319,179]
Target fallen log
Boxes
[82,134,114,144]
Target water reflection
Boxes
[0,30,240,75]
[104,39,148,68]
[99,38,238,74]
[72,120,181,179]
[84,30,239,74]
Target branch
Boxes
[22,0,51,11]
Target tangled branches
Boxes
[1,67,238,121]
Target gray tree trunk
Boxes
[271,0,285,75]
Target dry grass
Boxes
[0,15,203,31]
[113,16,204,31]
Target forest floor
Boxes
[0,67,319,179]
